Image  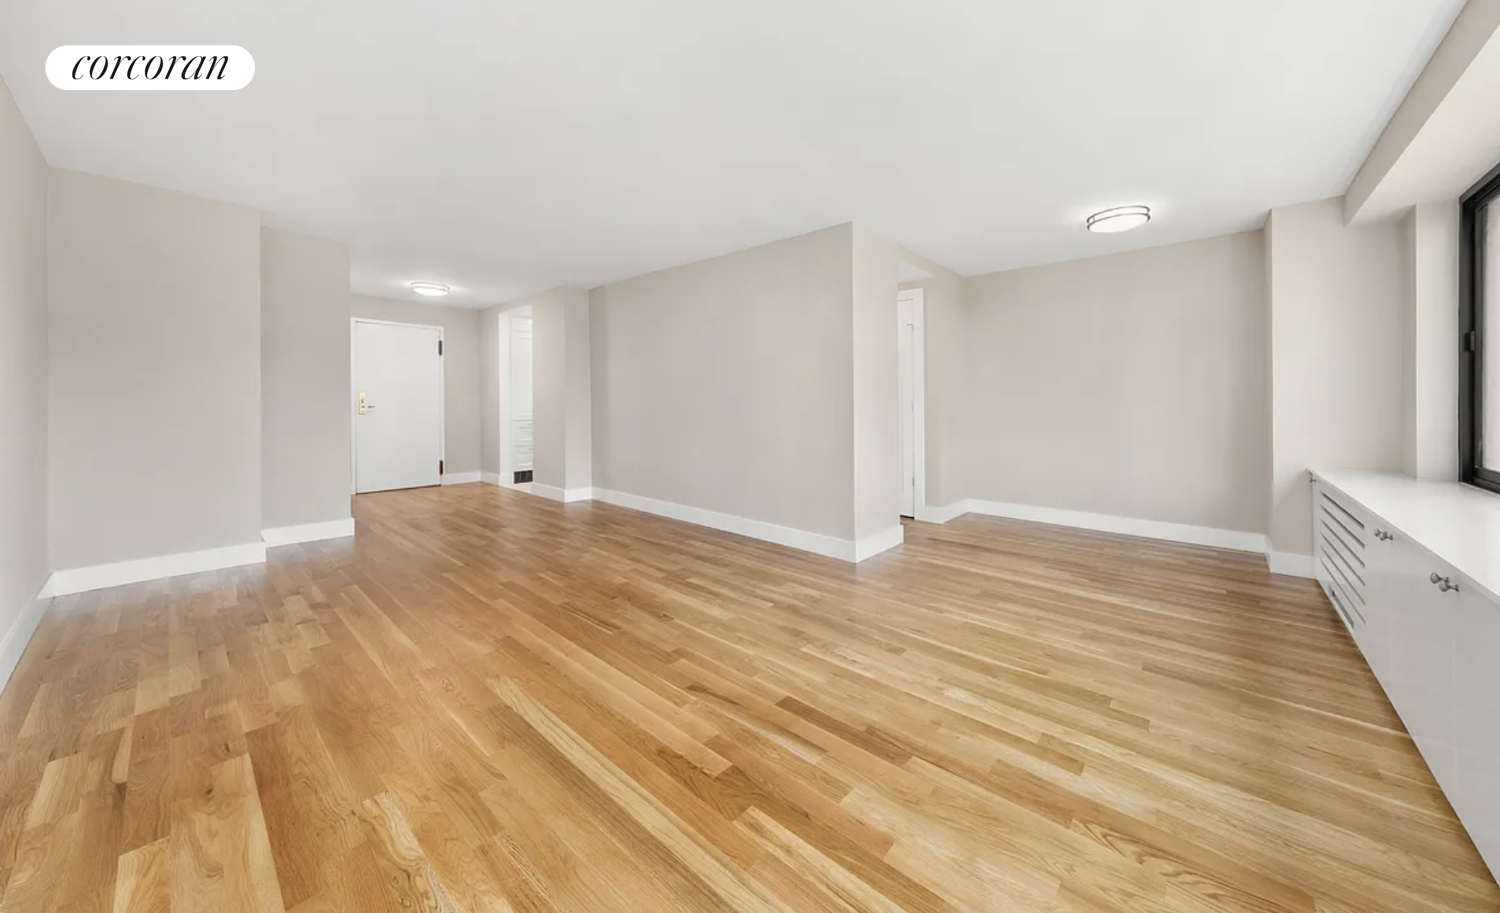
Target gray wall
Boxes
[349,295,481,475]
[563,296,593,491]
[0,77,48,644]
[533,287,592,493]
[851,226,901,540]
[590,225,856,540]
[261,228,352,529]
[48,168,262,570]
[964,230,1270,535]
[534,294,567,488]
[1267,199,1405,555]
[1401,201,1461,482]
[480,305,502,477]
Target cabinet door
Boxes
[1455,582,1500,874]
[1361,529,1395,688]
[1384,540,1422,730]
[1389,543,1459,794]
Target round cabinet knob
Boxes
[1429,573,1462,593]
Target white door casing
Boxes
[352,319,444,493]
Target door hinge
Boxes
[1466,330,1478,353]
[438,340,444,356]
[439,459,444,475]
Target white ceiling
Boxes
[0,0,1465,308]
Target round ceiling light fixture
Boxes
[1086,205,1152,233]
[410,281,450,297]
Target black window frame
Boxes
[1460,160,1500,495]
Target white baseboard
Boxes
[854,525,905,561]
[916,501,969,524]
[262,517,355,547]
[0,578,52,693]
[1267,551,1317,579]
[533,484,593,503]
[965,499,1268,554]
[481,471,503,486]
[591,488,882,562]
[956,497,1322,578]
[441,471,482,486]
[42,542,268,598]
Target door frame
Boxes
[496,308,533,484]
[494,307,536,487]
[897,288,929,521]
[350,317,446,494]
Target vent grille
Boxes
[1317,490,1367,630]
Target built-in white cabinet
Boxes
[1313,472,1500,878]
[1456,583,1500,861]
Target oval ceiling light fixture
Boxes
[410,281,450,297]
[1086,205,1152,234]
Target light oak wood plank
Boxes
[0,483,1492,912]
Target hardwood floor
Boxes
[0,484,1495,913]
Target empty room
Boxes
[2,2,1500,912]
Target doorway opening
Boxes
[496,305,535,491]
[351,318,445,493]
[897,286,926,520]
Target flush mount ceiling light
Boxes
[1086,205,1152,233]
[410,281,450,297]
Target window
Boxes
[1461,162,1500,494]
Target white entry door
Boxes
[898,296,916,517]
[354,320,443,493]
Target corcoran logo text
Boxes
[46,46,254,90]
